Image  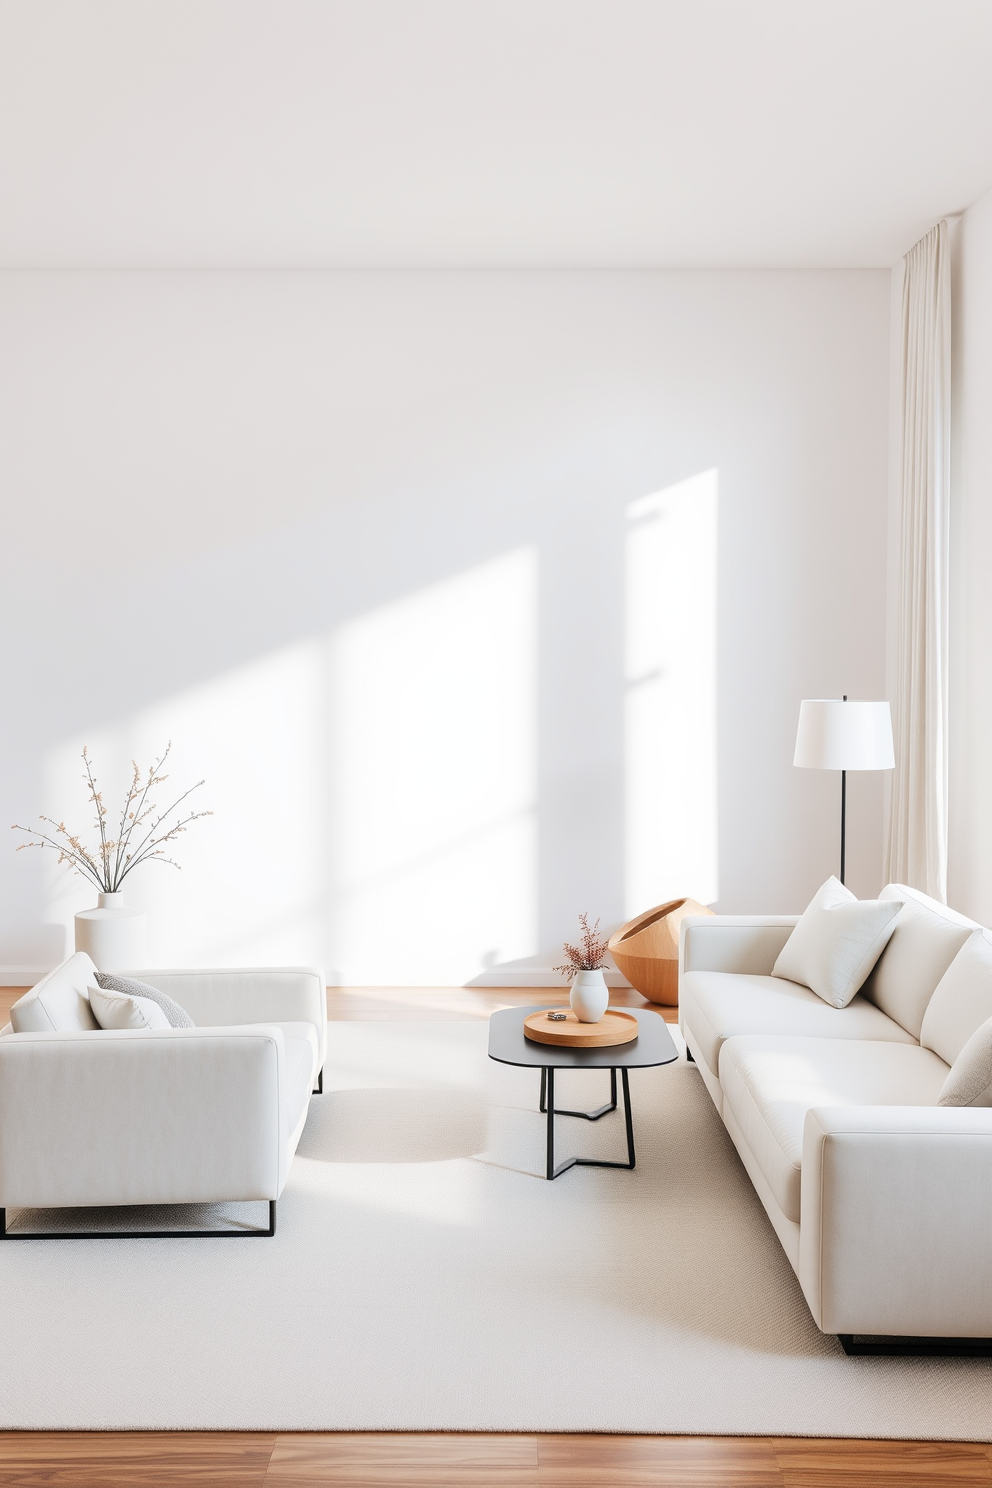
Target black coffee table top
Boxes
[488,1005,679,1069]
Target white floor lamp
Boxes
[794,697,895,885]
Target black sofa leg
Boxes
[0,1200,277,1240]
[313,1067,323,1094]
[839,1333,992,1357]
[686,1046,695,1062]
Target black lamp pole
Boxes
[839,694,847,884]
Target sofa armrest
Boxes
[799,1105,992,1337]
[0,1027,288,1209]
[120,966,326,1071]
[679,916,799,977]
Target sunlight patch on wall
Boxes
[624,471,718,914]
[42,552,537,979]
[328,548,538,984]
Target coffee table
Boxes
[488,1005,679,1179]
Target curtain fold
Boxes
[885,220,951,900]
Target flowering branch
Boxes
[12,743,212,893]
[553,913,611,978]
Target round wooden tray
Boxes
[523,1008,639,1048]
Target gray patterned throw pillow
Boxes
[94,973,195,1029]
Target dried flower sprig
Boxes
[12,742,212,893]
[553,913,611,978]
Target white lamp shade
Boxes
[794,699,894,771]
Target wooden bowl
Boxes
[608,898,714,1005]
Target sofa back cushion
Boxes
[921,928,992,1066]
[860,884,977,1039]
[10,952,100,1033]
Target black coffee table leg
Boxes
[540,1066,617,1120]
[544,1066,635,1180]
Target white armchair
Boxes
[0,952,326,1240]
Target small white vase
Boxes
[570,968,609,1023]
[74,891,148,972]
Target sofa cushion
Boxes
[10,952,100,1033]
[921,929,992,1067]
[680,970,915,1078]
[861,884,978,1039]
[938,1016,992,1108]
[771,877,901,1008]
[719,1035,950,1223]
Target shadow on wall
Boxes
[15,467,719,984]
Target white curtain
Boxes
[885,220,951,900]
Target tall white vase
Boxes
[569,968,609,1023]
[74,892,147,972]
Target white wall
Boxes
[0,269,890,981]
[948,187,992,921]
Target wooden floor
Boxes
[1,1430,990,1486]
[0,982,675,1029]
[0,982,984,1485]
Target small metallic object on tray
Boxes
[548,1010,567,1021]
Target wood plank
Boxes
[0,987,28,1022]
[537,1433,785,1485]
[0,1431,276,1487]
[777,1472,989,1488]
[263,1432,540,1486]
[773,1436,992,1484]
[263,1431,787,1487]
[5,1431,987,1488]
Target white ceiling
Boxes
[3,0,992,269]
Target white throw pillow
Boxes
[88,982,171,1031]
[772,877,903,1009]
[938,1016,992,1107]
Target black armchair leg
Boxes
[0,1199,277,1239]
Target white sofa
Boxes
[0,952,326,1238]
[679,884,992,1348]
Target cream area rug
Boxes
[1,1020,990,1436]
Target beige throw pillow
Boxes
[938,1016,992,1107]
[88,983,171,1031]
[772,877,903,1009]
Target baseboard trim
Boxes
[465,969,633,988]
[0,968,48,987]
